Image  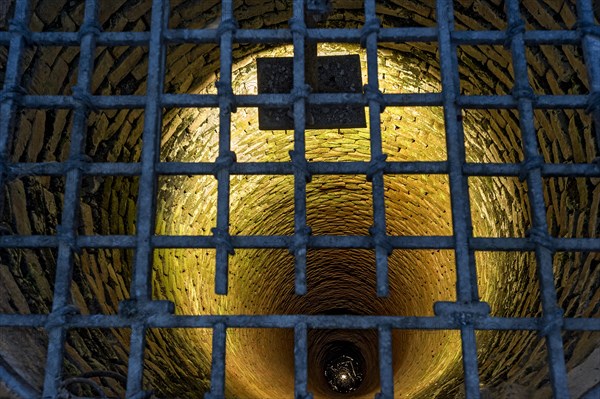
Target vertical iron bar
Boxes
[505,0,569,397]
[0,0,30,220]
[364,0,391,298]
[377,325,393,398]
[436,0,482,397]
[214,0,236,295]
[42,0,98,397]
[126,0,168,396]
[126,323,147,398]
[294,323,311,398]
[291,0,310,295]
[207,323,227,399]
[576,0,600,154]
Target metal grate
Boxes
[0,0,599,398]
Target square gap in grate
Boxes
[469,176,531,238]
[145,328,214,396]
[160,107,219,162]
[376,42,440,94]
[99,2,150,32]
[156,175,217,236]
[62,328,130,397]
[475,251,541,317]
[93,46,148,96]
[377,3,437,27]
[86,109,144,162]
[477,330,550,397]
[385,174,452,236]
[4,175,64,235]
[306,126,370,162]
[543,177,599,239]
[0,248,58,314]
[19,45,80,95]
[553,252,599,318]
[152,248,259,315]
[381,106,446,162]
[457,45,513,96]
[231,108,294,163]
[526,45,589,96]
[520,0,578,30]
[225,327,294,397]
[11,109,74,163]
[389,249,456,311]
[231,249,295,313]
[233,1,292,29]
[165,43,219,94]
[231,48,260,96]
[73,249,133,315]
[534,109,596,164]
[306,248,380,301]
[0,327,47,391]
[83,175,138,235]
[390,329,462,397]
[307,174,372,236]
[230,175,294,236]
[463,109,523,164]
[562,330,600,398]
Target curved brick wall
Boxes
[0,0,598,398]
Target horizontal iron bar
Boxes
[0,314,598,331]
[0,235,597,251]
[14,93,591,109]
[5,161,599,177]
[0,29,582,47]
[451,30,582,45]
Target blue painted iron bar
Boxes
[0,28,583,47]
[0,235,597,252]
[1,313,599,331]
[506,0,569,396]
[451,29,581,45]
[213,0,236,295]
[4,160,600,178]
[14,93,592,109]
[205,323,227,399]
[437,0,483,396]
[365,0,391,298]
[0,0,30,235]
[125,0,169,396]
[377,325,394,398]
[41,1,98,397]
[290,0,310,297]
[576,0,600,159]
[294,323,311,399]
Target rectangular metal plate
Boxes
[257,55,366,130]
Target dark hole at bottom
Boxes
[323,340,365,394]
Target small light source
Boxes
[323,342,364,393]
